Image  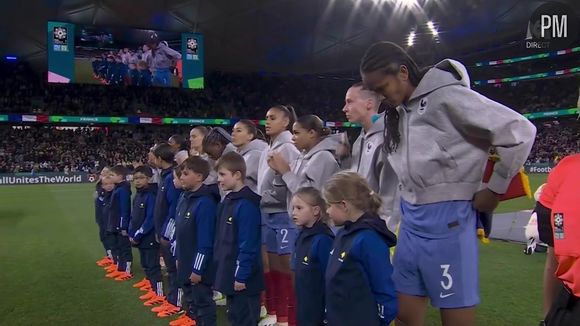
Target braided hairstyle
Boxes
[202,127,232,160]
[360,41,426,154]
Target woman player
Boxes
[257,105,301,326]
[359,42,536,326]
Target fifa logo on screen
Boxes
[186,37,199,61]
[53,26,69,52]
[525,2,578,50]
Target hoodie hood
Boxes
[237,139,268,156]
[343,213,396,247]
[270,130,293,150]
[409,59,470,103]
[304,135,339,160]
[363,112,385,138]
[227,186,261,206]
[184,183,220,202]
[300,220,334,239]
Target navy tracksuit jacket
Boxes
[293,221,334,326]
[325,213,398,326]
[213,186,264,296]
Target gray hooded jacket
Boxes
[351,113,400,233]
[282,136,341,212]
[257,131,301,213]
[389,59,536,205]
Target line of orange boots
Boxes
[96,256,196,326]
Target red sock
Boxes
[288,279,297,326]
[265,271,278,315]
[276,272,290,323]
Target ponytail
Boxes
[295,114,332,138]
[368,191,383,216]
[271,104,297,131]
[236,119,266,141]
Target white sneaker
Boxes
[258,314,277,326]
[213,291,227,306]
[215,297,227,306]
[260,305,268,318]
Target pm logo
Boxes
[525,2,578,50]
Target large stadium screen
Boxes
[47,22,204,89]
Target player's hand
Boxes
[121,230,128,237]
[160,238,170,246]
[234,281,246,291]
[473,188,500,213]
[267,152,291,174]
[190,273,202,284]
[129,238,139,245]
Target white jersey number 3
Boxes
[440,264,453,291]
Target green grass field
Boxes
[0,176,547,325]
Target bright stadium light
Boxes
[400,0,418,7]
[427,21,439,36]
[407,31,415,47]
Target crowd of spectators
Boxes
[0,125,190,174]
[0,59,579,171]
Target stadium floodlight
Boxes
[427,21,439,36]
[400,0,418,7]
[5,56,17,61]
[407,31,415,47]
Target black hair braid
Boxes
[382,102,400,154]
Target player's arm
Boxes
[352,232,397,325]
[536,157,569,246]
[283,151,338,193]
[133,193,156,241]
[442,85,537,194]
[161,44,182,60]
[376,150,399,221]
[234,201,261,283]
[161,179,179,240]
[192,199,217,276]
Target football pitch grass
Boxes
[0,175,547,325]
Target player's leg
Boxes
[393,227,429,326]
[148,246,164,297]
[276,224,297,326]
[182,281,195,321]
[544,247,560,317]
[160,241,178,307]
[423,210,479,326]
[262,213,276,320]
[260,213,281,326]
[440,307,476,326]
[193,282,217,326]
[395,294,429,326]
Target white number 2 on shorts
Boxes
[440,264,453,291]
[280,229,289,244]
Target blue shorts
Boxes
[393,200,480,309]
[262,212,297,255]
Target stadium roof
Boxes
[0,0,577,74]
